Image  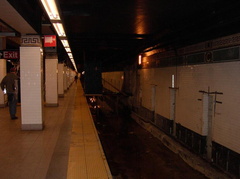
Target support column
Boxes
[58,63,64,97]
[63,66,67,92]
[20,35,43,130]
[0,38,6,107]
[67,67,70,88]
[45,56,58,106]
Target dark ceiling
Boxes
[4,0,240,71]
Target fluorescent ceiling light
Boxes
[61,40,69,47]
[41,0,78,72]
[68,53,73,59]
[41,0,60,20]
[65,47,71,52]
[53,23,66,37]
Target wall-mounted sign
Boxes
[44,35,57,47]
[0,50,19,59]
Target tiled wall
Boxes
[102,34,240,177]
[135,62,240,154]
[178,62,240,154]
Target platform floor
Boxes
[0,82,112,179]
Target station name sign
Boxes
[0,50,19,59]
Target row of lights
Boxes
[40,0,77,71]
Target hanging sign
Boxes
[0,50,19,59]
[44,35,57,47]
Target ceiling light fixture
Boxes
[61,40,69,47]
[68,53,73,59]
[41,0,60,20]
[65,47,71,52]
[52,23,66,37]
[41,0,77,72]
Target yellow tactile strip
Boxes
[67,84,112,179]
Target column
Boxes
[63,65,67,92]
[45,56,58,106]
[20,35,43,130]
[0,38,6,107]
[58,63,64,97]
[66,67,70,88]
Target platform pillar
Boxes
[20,35,43,130]
[63,65,67,92]
[58,63,64,97]
[45,57,58,106]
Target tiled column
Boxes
[66,67,70,89]
[63,66,67,92]
[0,38,6,107]
[20,35,43,130]
[58,63,64,97]
[45,57,58,106]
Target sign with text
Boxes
[0,51,19,59]
[44,35,57,47]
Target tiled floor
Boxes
[0,82,112,179]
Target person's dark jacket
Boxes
[0,73,18,93]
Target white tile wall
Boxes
[58,63,64,96]
[176,65,204,133]
[45,59,58,105]
[20,47,43,126]
[175,62,240,153]
[102,61,240,154]
[139,68,176,117]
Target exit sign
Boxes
[0,50,19,59]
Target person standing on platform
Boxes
[0,67,19,120]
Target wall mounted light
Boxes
[172,74,175,88]
[138,54,142,65]
[41,0,60,20]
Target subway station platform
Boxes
[0,82,112,179]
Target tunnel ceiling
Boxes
[4,0,240,71]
